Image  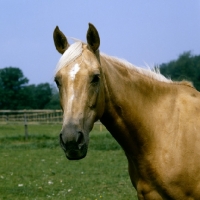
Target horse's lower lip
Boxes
[65,149,87,160]
[62,144,88,160]
[66,152,87,160]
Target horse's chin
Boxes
[64,145,88,160]
[66,153,87,160]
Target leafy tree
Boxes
[0,67,56,109]
[45,85,60,109]
[19,84,37,109]
[0,67,29,109]
[33,83,52,109]
[160,52,200,91]
[20,83,55,109]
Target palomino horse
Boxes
[53,23,200,199]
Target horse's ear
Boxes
[53,26,69,54]
[87,23,100,52]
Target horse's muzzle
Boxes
[59,132,88,160]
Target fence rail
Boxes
[0,110,63,124]
[0,110,104,137]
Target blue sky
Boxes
[0,1,200,84]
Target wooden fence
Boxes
[0,110,104,138]
[0,110,63,124]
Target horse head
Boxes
[53,23,105,160]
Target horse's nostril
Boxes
[59,133,66,151]
[59,131,84,151]
[60,133,63,143]
[76,131,84,146]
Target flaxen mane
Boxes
[100,53,171,83]
[55,41,193,88]
[55,41,82,74]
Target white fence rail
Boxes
[0,110,104,138]
[0,110,63,124]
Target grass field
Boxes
[0,124,138,200]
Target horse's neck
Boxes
[100,55,169,155]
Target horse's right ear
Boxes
[87,23,100,53]
[53,26,69,54]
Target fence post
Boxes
[24,112,28,139]
[100,124,102,132]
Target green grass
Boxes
[0,124,138,200]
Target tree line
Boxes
[0,51,200,110]
[0,67,59,109]
[160,51,200,91]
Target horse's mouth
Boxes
[59,136,88,160]
[65,149,87,160]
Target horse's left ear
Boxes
[53,26,69,54]
[87,23,100,52]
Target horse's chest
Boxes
[127,157,198,199]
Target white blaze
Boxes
[64,63,80,123]
[69,63,80,80]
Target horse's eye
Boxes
[91,74,100,84]
[54,78,61,87]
